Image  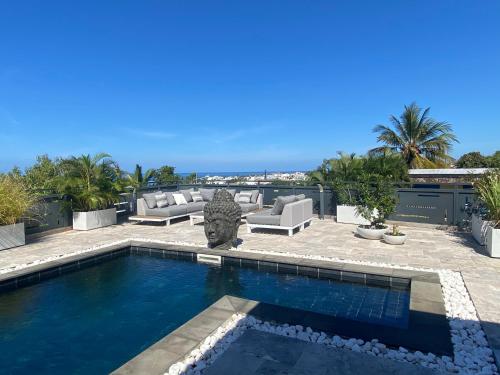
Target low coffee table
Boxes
[190,211,255,226]
[189,211,205,226]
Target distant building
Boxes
[408,168,489,185]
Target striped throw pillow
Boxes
[191,191,204,202]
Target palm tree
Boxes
[370,103,458,168]
[309,152,364,184]
[57,153,121,212]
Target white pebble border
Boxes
[0,238,498,374]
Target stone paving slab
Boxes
[1,218,499,362]
[204,329,443,375]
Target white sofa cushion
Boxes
[173,193,188,205]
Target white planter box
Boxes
[0,223,26,250]
[73,208,117,231]
[336,205,371,225]
[471,214,489,246]
[486,225,500,258]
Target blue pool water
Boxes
[0,254,409,374]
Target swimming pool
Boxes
[0,249,410,374]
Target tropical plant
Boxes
[370,102,458,168]
[56,153,121,212]
[456,152,489,168]
[0,175,37,226]
[474,169,500,228]
[309,152,364,185]
[123,164,155,191]
[388,224,404,236]
[364,151,408,181]
[356,176,398,228]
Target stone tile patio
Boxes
[204,329,442,375]
[1,217,499,366]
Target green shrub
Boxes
[0,175,37,226]
[474,169,500,228]
[356,177,398,228]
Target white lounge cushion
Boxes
[172,193,188,205]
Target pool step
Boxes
[197,253,222,265]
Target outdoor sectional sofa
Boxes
[246,195,313,236]
[136,188,263,225]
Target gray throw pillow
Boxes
[295,194,306,201]
[179,188,194,202]
[155,193,169,208]
[238,191,252,204]
[142,191,161,209]
[271,195,297,215]
[249,190,260,203]
[165,192,176,206]
[199,188,216,201]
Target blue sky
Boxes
[1,1,499,173]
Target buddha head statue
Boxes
[204,189,242,250]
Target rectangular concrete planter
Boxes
[73,208,117,231]
[0,223,26,250]
[486,225,500,258]
[471,213,489,246]
[336,205,371,225]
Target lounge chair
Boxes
[246,195,313,236]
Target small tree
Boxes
[23,155,64,191]
[356,177,398,228]
[151,165,179,185]
[456,152,489,168]
[183,172,197,184]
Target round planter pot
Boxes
[383,233,407,245]
[356,226,387,240]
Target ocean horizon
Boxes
[177,171,306,178]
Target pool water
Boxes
[0,254,409,374]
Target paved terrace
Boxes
[1,218,499,366]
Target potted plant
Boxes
[383,224,407,245]
[57,153,120,231]
[474,170,500,257]
[356,177,398,240]
[0,175,36,250]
